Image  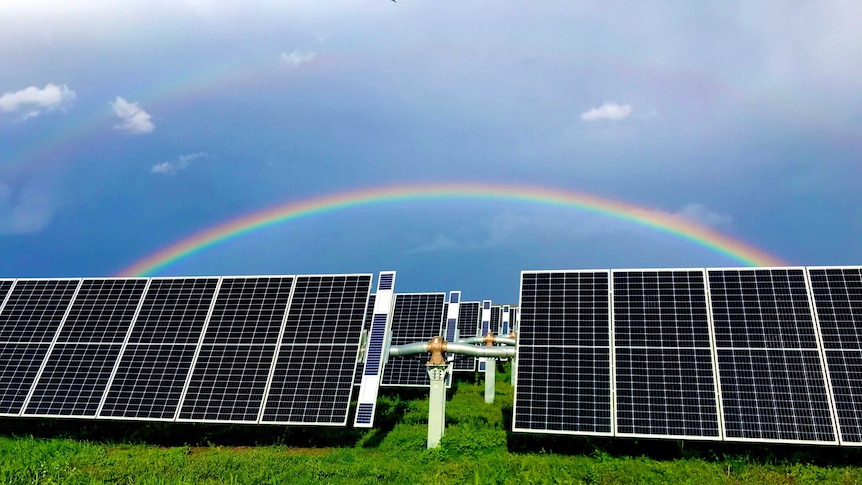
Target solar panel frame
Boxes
[611,268,723,441]
[708,266,839,445]
[23,278,150,418]
[513,270,614,437]
[98,277,221,421]
[381,292,446,388]
[175,276,294,424]
[807,265,862,445]
[260,273,371,426]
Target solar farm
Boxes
[2,266,862,482]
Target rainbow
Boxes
[117,182,787,277]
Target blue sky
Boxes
[1,1,859,302]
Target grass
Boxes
[2,366,862,484]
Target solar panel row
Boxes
[0,274,372,426]
[514,267,862,446]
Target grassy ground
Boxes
[2,369,861,484]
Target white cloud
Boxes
[674,203,733,227]
[281,49,316,67]
[151,152,209,175]
[0,181,54,235]
[112,96,154,134]
[0,83,76,119]
[580,102,633,122]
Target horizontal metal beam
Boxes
[388,341,515,359]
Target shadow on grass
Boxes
[505,424,862,468]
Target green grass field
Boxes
[2,368,861,484]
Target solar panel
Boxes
[23,279,148,417]
[99,278,220,420]
[612,270,720,439]
[453,301,480,372]
[514,271,613,436]
[381,293,445,387]
[355,272,397,427]
[490,306,502,334]
[0,279,81,416]
[708,268,837,444]
[502,306,511,335]
[479,300,491,372]
[176,276,293,423]
[445,292,461,342]
[261,274,371,425]
[808,266,862,445]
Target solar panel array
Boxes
[381,293,445,387]
[4,264,862,446]
[0,274,372,426]
[514,266,862,445]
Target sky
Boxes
[1,0,860,303]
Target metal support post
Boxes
[426,364,449,448]
[484,357,495,403]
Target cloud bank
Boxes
[581,102,633,122]
[674,203,733,227]
[0,83,76,120]
[281,49,316,67]
[151,152,209,175]
[0,181,54,235]
[112,97,154,134]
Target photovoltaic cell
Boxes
[453,301,480,372]
[100,278,219,420]
[613,270,720,439]
[514,271,612,435]
[717,349,834,442]
[177,276,293,422]
[57,279,148,343]
[261,345,359,424]
[0,280,13,306]
[0,279,80,342]
[0,343,50,415]
[381,293,445,387]
[710,269,818,349]
[261,274,370,424]
[808,267,862,444]
[515,345,611,433]
[177,344,277,422]
[708,268,836,443]
[127,278,219,345]
[25,279,148,417]
[101,345,197,420]
[25,344,123,416]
